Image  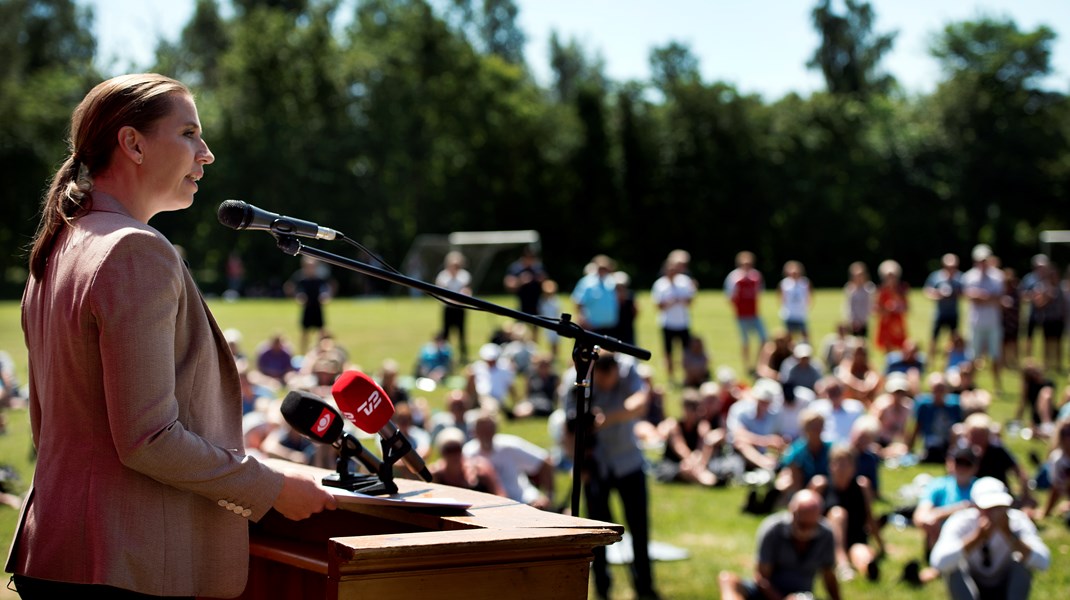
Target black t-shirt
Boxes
[977,444,1018,486]
[506,260,546,314]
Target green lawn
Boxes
[0,289,1067,599]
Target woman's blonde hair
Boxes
[29,73,190,279]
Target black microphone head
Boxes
[217,200,251,230]
[280,390,345,445]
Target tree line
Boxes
[1,0,1068,298]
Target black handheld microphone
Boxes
[280,390,383,476]
[217,200,342,241]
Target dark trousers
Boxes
[585,467,654,597]
[441,306,467,360]
[11,575,193,599]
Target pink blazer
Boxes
[7,194,285,597]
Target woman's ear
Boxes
[117,125,143,165]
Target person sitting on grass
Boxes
[906,445,981,587]
[929,477,1049,600]
[908,371,963,464]
[654,389,721,488]
[810,445,883,583]
[1035,417,1070,526]
[776,409,833,502]
[727,378,786,474]
[718,489,841,600]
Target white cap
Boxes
[971,476,1013,509]
[752,378,782,403]
[479,343,501,362]
[793,343,813,359]
[885,373,910,393]
[716,366,737,384]
[971,243,993,262]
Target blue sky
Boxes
[83,0,1070,100]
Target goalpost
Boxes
[401,230,541,295]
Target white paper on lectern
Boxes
[330,487,472,510]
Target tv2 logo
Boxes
[358,390,382,416]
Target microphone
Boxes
[331,370,434,482]
[217,200,342,241]
[280,390,383,476]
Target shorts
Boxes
[784,319,808,338]
[969,325,1002,360]
[932,313,959,339]
[737,317,767,345]
[661,327,691,358]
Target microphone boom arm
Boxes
[272,234,651,361]
[273,233,650,515]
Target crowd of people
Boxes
[6,236,1070,599]
[201,244,1070,599]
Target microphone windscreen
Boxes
[281,390,344,444]
[217,200,250,230]
[332,370,395,433]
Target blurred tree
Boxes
[154,0,230,88]
[927,17,1068,263]
[808,0,896,97]
[649,41,701,91]
[0,0,98,295]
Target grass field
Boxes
[0,288,1067,599]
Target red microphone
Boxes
[332,370,433,482]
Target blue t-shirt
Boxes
[782,439,833,483]
[914,395,962,448]
[925,474,975,507]
[571,273,619,329]
[924,269,964,317]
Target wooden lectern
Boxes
[224,460,623,600]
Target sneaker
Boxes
[742,489,761,514]
[901,560,921,587]
[866,559,880,581]
[836,563,856,582]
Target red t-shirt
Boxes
[728,269,763,318]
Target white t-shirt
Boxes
[651,273,696,329]
[779,277,811,322]
[463,433,548,503]
[471,360,516,402]
[435,268,471,294]
[811,398,865,443]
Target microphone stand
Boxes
[272,234,651,516]
[323,435,399,495]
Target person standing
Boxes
[923,253,964,365]
[503,245,547,316]
[725,251,767,376]
[779,260,813,343]
[8,73,335,599]
[963,244,1006,394]
[651,249,697,384]
[435,250,473,363]
[564,353,660,600]
[285,255,335,356]
[844,261,876,339]
[875,259,909,353]
[571,255,619,336]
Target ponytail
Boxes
[28,154,91,279]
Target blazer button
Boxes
[226,502,236,511]
[218,499,228,507]
[242,509,252,517]
[232,505,244,514]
